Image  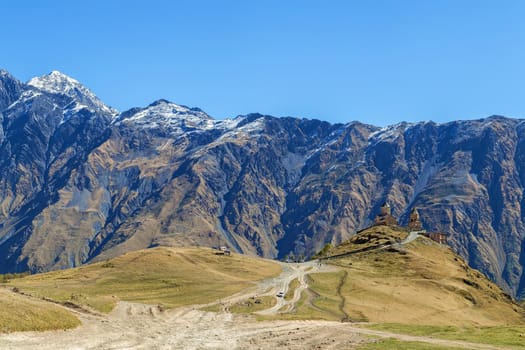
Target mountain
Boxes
[0,70,114,272]
[0,69,525,299]
[27,71,118,117]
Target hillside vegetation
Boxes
[0,288,80,332]
[292,226,525,327]
[366,323,525,349]
[6,247,281,313]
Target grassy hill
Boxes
[2,228,524,349]
[291,226,525,327]
[5,247,281,314]
[0,287,80,332]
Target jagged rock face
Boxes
[0,70,23,111]
[0,72,113,272]
[1,70,525,298]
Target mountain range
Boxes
[1,69,524,299]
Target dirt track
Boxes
[0,301,368,350]
[0,260,516,350]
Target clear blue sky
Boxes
[3,0,525,125]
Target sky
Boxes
[2,0,525,125]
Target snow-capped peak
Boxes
[114,99,266,138]
[0,69,19,84]
[0,69,12,78]
[28,71,80,94]
[27,71,118,116]
[146,99,212,119]
[114,99,217,133]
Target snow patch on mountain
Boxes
[115,99,264,138]
[115,99,217,136]
[28,71,118,116]
[0,69,13,78]
[6,89,43,110]
[118,99,213,128]
[368,122,415,145]
[212,117,266,144]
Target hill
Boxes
[0,287,79,332]
[304,226,525,326]
[5,247,281,313]
[0,240,524,349]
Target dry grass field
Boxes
[357,338,467,350]
[1,229,524,349]
[338,239,523,326]
[277,226,524,329]
[0,288,80,332]
[6,247,281,313]
[365,323,525,348]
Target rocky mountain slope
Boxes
[1,69,525,298]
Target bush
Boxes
[313,243,333,258]
[0,272,30,283]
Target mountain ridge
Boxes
[1,69,525,299]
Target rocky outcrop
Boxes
[1,70,525,298]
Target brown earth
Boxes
[1,230,523,349]
[0,262,518,350]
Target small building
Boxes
[408,207,423,231]
[423,232,448,245]
[371,203,448,245]
[215,246,232,256]
[374,202,398,226]
[406,208,447,244]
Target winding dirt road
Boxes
[255,261,332,316]
[0,260,517,350]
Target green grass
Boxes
[357,338,466,350]
[0,272,31,283]
[366,323,525,348]
[258,288,330,321]
[262,271,347,321]
[0,288,80,332]
[9,247,281,313]
[284,278,300,301]
[308,271,346,318]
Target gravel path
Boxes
[0,260,516,350]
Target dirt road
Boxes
[0,302,512,350]
[0,302,367,350]
[0,261,517,350]
[255,261,334,315]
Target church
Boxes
[374,203,447,244]
[374,202,398,226]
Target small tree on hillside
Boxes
[314,243,333,258]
